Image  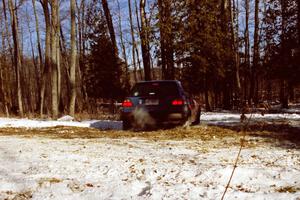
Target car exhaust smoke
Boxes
[132,107,156,129]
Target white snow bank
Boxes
[0,112,300,130]
[0,112,298,130]
[57,115,75,122]
[201,112,300,122]
[0,118,122,130]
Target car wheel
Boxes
[191,105,201,126]
[180,106,191,125]
[123,119,132,130]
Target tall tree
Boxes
[117,0,128,67]
[230,0,241,99]
[139,0,151,80]
[117,0,130,90]
[26,10,38,112]
[51,0,60,118]
[40,0,51,117]
[69,0,77,116]
[128,0,138,82]
[134,0,143,80]
[85,2,123,100]
[298,0,300,47]
[101,0,123,97]
[221,0,234,110]
[244,0,250,102]
[158,0,174,80]
[32,0,42,111]
[101,0,118,56]
[77,0,86,59]
[8,0,24,116]
[280,0,289,108]
[2,0,13,61]
[0,12,9,116]
[76,0,88,111]
[251,0,260,104]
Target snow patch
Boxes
[0,111,299,130]
[57,115,75,122]
[0,118,122,130]
[0,137,299,200]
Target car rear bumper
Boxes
[121,109,187,123]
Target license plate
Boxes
[145,99,159,105]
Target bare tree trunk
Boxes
[158,0,174,80]
[51,0,59,118]
[297,0,300,103]
[221,0,234,110]
[117,0,128,67]
[101,0,118,57]
[0,9,10,116]
[26,11,38,112]
[298,0,300,48]
[204,76,211,111]
[158,0,166,79]
[251,0,259,104]
[57,8,61,112]
[0,64,9,116]
[139,0,151,81]
[8,0,24,117]
[128,0,138,82]
[134,0,143,80]
[117,0,130,88]
[76,0,88,110]
[101,0,122,94]
[244,0,250,103]
[2,0,14,111]
[0,36,9,116]
[2,0,13,65]
[280,0,289,108]
[32,0,42,102]
[230,0,241,100]
[69,0,77,116]
[40,0,51,117]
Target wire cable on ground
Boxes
[220,108,254,200]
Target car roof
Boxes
[136,80,181,84]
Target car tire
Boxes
[180,106,191,125]
[123,119,132,130]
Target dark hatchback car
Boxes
[120,80,198,130]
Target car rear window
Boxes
[131,82,180,97]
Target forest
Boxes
[0,0,299,118]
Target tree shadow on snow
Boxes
[209,121,300,149]
[89,121,123,130]
[89,120,185,132]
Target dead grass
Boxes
[38,178,62,187]
[275,186,300,193]
[0,124,297,149]
[0,125,240,140]
[10,190,32,200]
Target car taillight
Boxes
[122,99,133,107]
[172,99,184,106]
